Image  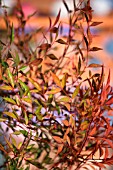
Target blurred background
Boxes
[0,0,112,79]
[0,0,113,82]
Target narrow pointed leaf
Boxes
[51,72,61,87]
[3,97,16,105]
[7,68,14,88]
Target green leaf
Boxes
[35,105,43,120]
[58,96,70,103]
[72,84,81,99]
[19,79,30,97]
[1,60,9,68]
[3,111,17,119]
[18,65,28,72]
[3,97,16,105]
[7,68,14,88]
[10,23,14,43]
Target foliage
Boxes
[0,0,113,169]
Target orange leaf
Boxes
[51,71,61,87]
[62,120,69,126]
[56,144,63,155]
[89,127,96,136]
[53,136,63,144]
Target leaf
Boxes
[89,127,96,136]
[56,144,63,155]
[0,118,7,122]
[90,47,103,51]
[63,103,70,111]
[58,96,70,103]
[46,88,61,94]
[50,27,58,33]
[0,85,13,90]
[17,142,23,150]
[90,22,103,27]
[56,39,67,45]
[88,63,102,68]
[11,136,17,148]
[51,71,61,87]
[19,65,28,72]
[53,136,63,144]
[4,137,13,149]
[35,105,43,121]
[24,111,28,125]
[106,96,113,105]
[66,135,70,146]
[84,35,88,50]
[39,43,51,50]
[3,97,16,105]
[10,23,14,43]
[47,54,58,60]
[3,111,17,119]
[72,84,81,99]
[61,73,67,88]
[53,9,61,27]
[63,0,70,13]
[7,68,14,88]
[62,120,69,126]
[22,97,32,104]
[19,79,29,93]
[29,58,43,66]
[78,57,81,73]
[81,121,89,130]
[0,143,7,154]
[27,77,42,91]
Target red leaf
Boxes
[53,9,61,27]
[90,22,103,27]
[106,96,113,105]
[90,47,103,51]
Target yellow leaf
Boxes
[7,68,14,88]
[3,112,17,119]
[27,77,42,91]
[51,71,61,87]
[58,96,70,103]
[0,85,13,90]
[46,88,61,94]
[63,103,70,111]
[3,97,16,105]
[22,97,32,104]
[72,84,81,99]
[4,137,13,149]
[0,143,7,154]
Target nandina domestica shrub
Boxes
[0,0,113,170]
